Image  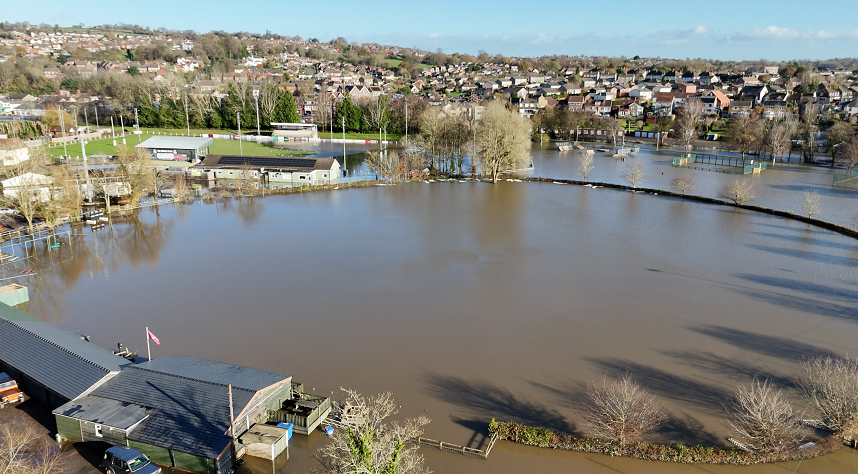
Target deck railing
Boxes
[411,433,499,460]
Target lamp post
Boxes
[252,89,260,136]
[134,108,140,143]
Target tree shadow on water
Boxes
[422,373,574,433]
[689,325,835,362]
[745,243,858,267]
[732,287,858,323]
[662,349,797,389]
[585,357,732,415]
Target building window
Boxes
[95,424,103,437]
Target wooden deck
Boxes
[411,432,499,460]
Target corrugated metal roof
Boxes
[55,395,151,429]
[135,136,213,150]
[0,319,130,400]
[90,366,261,459]
[134,354,290,392]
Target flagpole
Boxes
[146,326,151,361]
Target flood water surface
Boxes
[29,180,858,473]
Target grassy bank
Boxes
[489,420,842,465]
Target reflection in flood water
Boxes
[24,180,858,474]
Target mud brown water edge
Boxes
[29,181,858,473]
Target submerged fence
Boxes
[834,169,858,186]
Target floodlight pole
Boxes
[237,112,242,156]
[134,108,140,143]
[58,106,67,157]
[253,89,260,136]
[183,95,190,136]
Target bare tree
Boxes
[315,388,429,474]
[675,98,704,152]
[365,150,398,181]
[718,179,757,205]
[838,137,858,172]
[800,355,858,435]
[314,93,333,134]
[1,149,51,231]
[621,159,646,188]
[765,117,796,165]
[725,379,805,454]
[0,420,65,474]
[475,101,532,183]
[580,374,667,446]
[576,153,594,182]
[826,122,854,162]
[725,115,764,159]
[670,176,695,196]
[802,191,822,218]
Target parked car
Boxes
[0,372,24,407]
[102,446,161,474]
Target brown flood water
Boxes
[26,180,858,473]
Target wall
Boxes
[81,419,128,446]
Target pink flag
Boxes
[147,330,160,345]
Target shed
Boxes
[135,136,213,163]
[54,354,292,474]
[192,155,340,188]
[0,302,130,408]
[239,424,289,460]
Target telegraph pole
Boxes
[134,108,140,143]
[342,116,346,179]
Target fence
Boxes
[833,169,858,186]
[411,433,499,460]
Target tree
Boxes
[765,116,798,164]
[621,159,646,188]
[0,419,65,474]
[801,191,822,218]
[725,115,764,158]
[272,87,301,124]
[800,355,858,435]
[576,153,594,182]
[827,122,854,162]
[725,379,805,455]
[364,95,389,141]
[1,149,50,231]
[670,176,695,195]
[839,137,858,172]
[675,98,704,152]
[335,94,362,133]
[475,101,531,183]
[580,374,667,446]
[718,179,757,205]
[365,150,398,181]
[315,389,429,474]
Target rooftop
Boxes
[135,136,213,150]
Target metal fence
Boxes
[833,169,858,186]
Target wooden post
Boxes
[229,384,236,443]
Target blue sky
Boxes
[9,0,858,60]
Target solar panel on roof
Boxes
[218,156,317,168]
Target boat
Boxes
[596,148,609,153]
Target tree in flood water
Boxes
[725,378,806,454]
[580,374,667,446]
[801,191,822,218]
[475,101,531,183]
[800,355,858,436]
[315,388,429,474]
[670,176,695,195]
[576,153,594,182]
[675,98,705,152]
[621,159,646,188]
[718,179,757,205]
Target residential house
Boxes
[729,100,753,117]
[652,94,679,116]
[738,85,769,106]
[565,95,585,111]
[614,100,644,119]
[518,98,538,117]
[762,100,788,119]
[629,87,653,102]
[583,99,612,116]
